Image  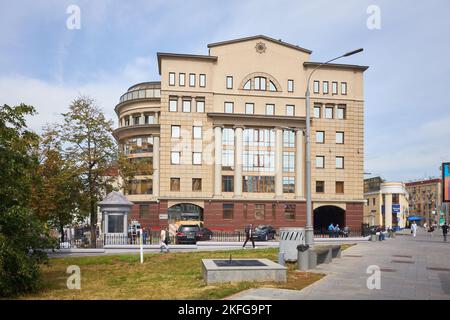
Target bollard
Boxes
[297,244,310,271]
[278,252,285,266]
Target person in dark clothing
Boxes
[442,223,449,242]
[242,224,255,249]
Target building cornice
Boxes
[304,61,369,71]
[157,52,218,75]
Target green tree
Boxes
[60,97,116,247]
[0,104,54,297]
[31,126,86,242]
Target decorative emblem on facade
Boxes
[255,41,266,54]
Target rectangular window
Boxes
[323,81,329,94]
[254,204,265,220]
[260,77,266,90]
[325,106,334,119]
[193,126,202,139]
[133,115,140,125]
[287,79,294,92]
[316,156,324,168]
[222,128,234,145]
[182,100,191,113]
[169,72,175,86]
[336,132,344,144]
[196,100,205,113]
[169,99,177,112]
[254,77,260,90]
[171,125,180,138]
[124,116,130,126]
[336,181,344,194]
[313,81,320,93]
[222,150,234,170]
[336,156,344,169]
[170,178,180,191]
[286,105,295,116]
[373,198,376,206]
[316,181,325,193]
[193,152,202,165]
[171,152,180,165]
[243,176,275,193]
[341,82,347,95]
[222,176,234,192]
[223,204,234,220]
[283,152,295,172]
[245,103,254,114]
[283,177,295,193]
[199,74,206,87]
[179,73,186,86]
[332,81,338,95]
[139,204,149,218]
[243,203,248,219]
[265,104,274,115]
[189,73,196,87]
[337,106,346,119]
[314,106,321,118]
[272,204,276,220]
[224,102,234,113]
[226,76,233,89]
[283,130,295,147]
[108,214,124,233]
[316,131,325,144]
[284,204,296,220]
[192,178,202,191]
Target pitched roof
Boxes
[207,35,312,54]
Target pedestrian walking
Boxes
[411,221,418,238]
[160,227,170,253]
[442,222,449,242]
[242,224,255,249]
[328,223,335,238]
[334,224,341,238]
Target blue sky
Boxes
[1,0,449,182]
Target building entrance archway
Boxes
[314,205,345,231]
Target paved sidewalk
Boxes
[228,228,450,300]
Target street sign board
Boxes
[443,162,450,203]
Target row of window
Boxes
[122,113,157,126]
[224,101,295,116]
[316,131,345,144]
[169,177,202,192]
[169,72,206,88]
[222,203,297,221]
[222,176,294,193]
[316,181,345,194]
[170,151,203,165]
[314,104,346,119]
[169,98,205,113]
[171,125,202,139]
[315,156,345,169]
[313,81,347,95]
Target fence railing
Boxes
[313,227,366,238]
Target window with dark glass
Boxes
[108,214,124,233]
[284,204,296,220]
[192,178,202,191]
[316,181,325,193]
[254,204,265,220]
[133,115,140,125]
[283,177,295,193]
[170,178,180,191]
[127,179,153,195]
[336,181,344,194]
[243,176,275,193]
[129,157,153,175]
[222,176,234,192]
[223,204,234,220]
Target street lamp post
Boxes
[304,48,364,246]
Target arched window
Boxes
[240,73,280,92]
[244,79,251,90]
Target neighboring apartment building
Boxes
[405,178,442,226]
[112,35,368,231]
[364,177,409,228]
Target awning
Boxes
[407,216,424,221]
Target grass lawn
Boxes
[20,248,328,300]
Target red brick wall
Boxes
[204,201,306,231]
[128,200,168,230]
[345,202,364,229]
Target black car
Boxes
[253,225,276,241]
[197,227,214,241]
[176,225,201,244]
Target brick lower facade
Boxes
[128,200,363,232]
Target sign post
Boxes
[139,230,144,264]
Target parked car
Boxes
[197,227,214,241]
[176,225,201,244]
[253,225,276,241]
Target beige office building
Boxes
[113,35,368,230]
[364,177,409,228]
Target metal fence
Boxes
[313,227,365,238]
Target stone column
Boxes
[275,127,283,198]
[295,129,304,198]
[153,135,160,198]
[234,126,243,198]
[155,112,159,124]
[214,126,222,197]
[385,193,393,229]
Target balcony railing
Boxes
[119,88,161,104]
